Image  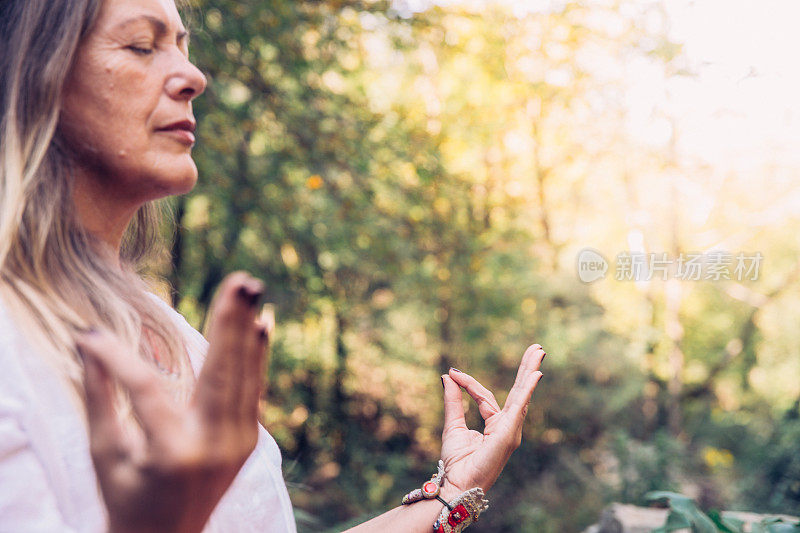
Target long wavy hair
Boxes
[0,0,195,412]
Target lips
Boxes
[156,119,196,145]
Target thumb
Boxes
[77,330,179,442]
[442,374,466,434]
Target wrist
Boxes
[399,460,490,533]
[438,480,465,503]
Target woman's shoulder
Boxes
[0,293,21,346]
[0,299,25,402]
[0,292,71,413]
[146,292,197,333]
[145,293,209,376]
[0,295,33,378]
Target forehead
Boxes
[97,0,184,31]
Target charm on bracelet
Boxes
[401,460,446,505]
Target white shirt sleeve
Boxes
[0,302,105,532]
[0,397,79,533]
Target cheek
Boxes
[62,61,156,165]
[103,64,154,127]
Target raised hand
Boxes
[75,273,270,533]
[438,344,545,499]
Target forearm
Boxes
[342,497,447,533]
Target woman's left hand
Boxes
[437,344,545,500]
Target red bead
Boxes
[448,504,469,527]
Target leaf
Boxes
[707,509,745,533]
[645,492,719,533]
[752,517,800,533]
[651,510,692,533]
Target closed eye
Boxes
[127,45,154,55]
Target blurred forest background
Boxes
[154,0,800,530]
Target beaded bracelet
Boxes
[432,488,489,533]
[401,460,490,533]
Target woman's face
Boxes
[60,0,206,204]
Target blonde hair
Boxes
[0,0,195,411]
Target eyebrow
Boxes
[114,14,189,44]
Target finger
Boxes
[448,368,501,420]
[508,345,545,395]
[252,305,274,380]
[259,304,275,339]
[442,374,466,433]
[238,318,269,421]
[78,341,126,463]
[195,272,264,422]
[76,330,180,443]
[503,344,546,416]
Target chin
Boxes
[167,176,198,198]
[152,160,199,198]
[172,170,198,195]
[139,172,198,203]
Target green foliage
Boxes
[752,519,800,533]
[646,492,720,533]
[739,405,800,513]
[706,510,745,533]
[646,492,800,533]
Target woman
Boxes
[0,0,546,531]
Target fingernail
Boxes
[450,367,462,373]
[74,328,98,361]
[441,376,445,388]
[237,285,263,308]
[542,352,547,360]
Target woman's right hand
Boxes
[75,273,270,533]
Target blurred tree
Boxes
[154,0,800,530]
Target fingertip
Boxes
[236,282,264,308]
[441,374,467,431]
[213,274,266,328]
[448,367,465,382]
[230,272,264,307]
[442,374,463,399]
[259,304,275,337]
[530,371,544,392]
[75,329,106,361]
[82,339,114,379]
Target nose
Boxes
[165,53,207,101]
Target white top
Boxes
[0,296,297,533]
